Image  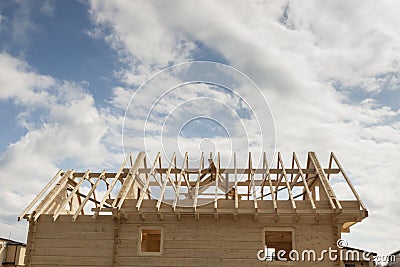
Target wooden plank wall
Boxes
[28,213,341,267]
[28,215,114,267]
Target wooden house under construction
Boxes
[20,151,368,266]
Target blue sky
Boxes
[0,0,399,257]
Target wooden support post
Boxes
[277,152,297,212]
[234,152,238,211]
[72,170,105,221]
[137,153,161,210]
[193,153,204,212]
[172,153,188,212]
[157,153,176,211]
[309,152,342,212]
[263,152,277,213]
[249,152,258,213]
[114,152,145,209]
[293,152,316,211]
[214,152,220,220]
[93,159,127,219]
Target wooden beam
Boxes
[114,152,145,209]
[277,152,297,212]
[19,169,62,221]
[234,152,238,210]
[33,170,74,221]
[71,167,340,177]
[249,152,258,212]
[172,153,188,212]
[72,170,106,221]
[193,153,204,212]
[53,169,90,221]
[93,159,127,219]
[308,152,341,211]
[293,152,316,211]
[263,152,277,213]
[182,153,193,199]
[136,152,161,210]
[214,152,220,215]
[331,152,367,211]
[157,153,176,211]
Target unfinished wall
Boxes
[26,216,114,267]
[26,212,342,267]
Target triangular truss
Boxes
[19,151,367,231]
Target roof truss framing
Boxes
[20,151,367,224]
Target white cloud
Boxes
[0,13,6,32]
[39,0,55,17]
[0,52,124,240]
[1,0,398,255]
[87,0,400,255]
[9,1,39,47]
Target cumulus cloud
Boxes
[87,0,400,255]
[0,13,6,32]
[0,53,122,242]
[1,0,399,255]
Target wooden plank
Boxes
[33,170,74,221]
[53,169,90,221]
[193,153,204,212]
[114,152,145,209]
[157,153,176,211]
[72,170,105,221]
[263,153,277,213]
[331,152,367,211]
[214,152,220,212]
[136,152,161,210]
[309,152,341,211]
[19,170,62,221]
[135,168,340,175]
[93,159,127,219]
[234,153,238,210]
[277,152,297,212]
[293,152,316,211]
[248,152,258,211]
[172,153,187,211]
[182,153,193,199]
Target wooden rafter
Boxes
[136,152,161,210]
[214,152,220,213]
[114,152,145,209]
[33,170,75,221]
[93,158,127,219]
[18,169,62,221]
[292,152,316,211]
[193,153,204,212]
[157,153,177,211]
[308,152,342,212]
[20,151,367,227]
[263,152,277,213]
[330,152,367,211]
[172,153,188,211]
[72,170,105,221]
[248,152,258,211]
[53,169,90,221]
[234,152,238,210]
[277,152,297,212]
